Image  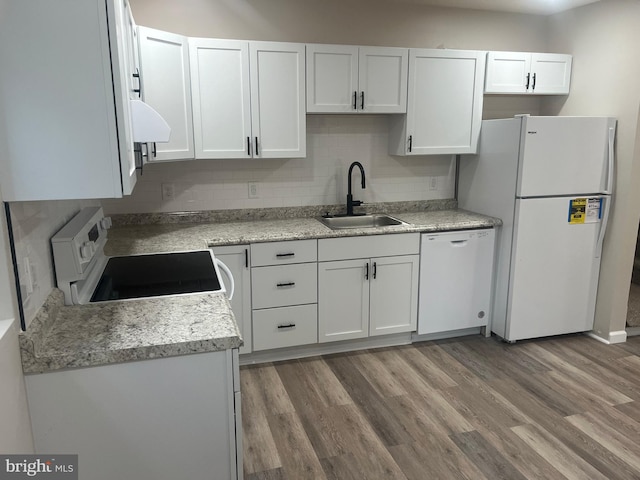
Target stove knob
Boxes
[100,217,112,230]
[80,242,93,260]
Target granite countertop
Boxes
[21,201,501,374]
[20,289,241,374]
[105,207,501,256]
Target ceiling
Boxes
[387,0,601,15]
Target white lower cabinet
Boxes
[318,234,420,343]
[212,245,252,355]
[25,349,242,480]
[369,255,419,336]
[250,240,318,352]
[253,304,318,351]
[318,259,370,342]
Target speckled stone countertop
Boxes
[22,200,500,374]
[105,206,502,256]
[20,289,241,374]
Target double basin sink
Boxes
[318,213,407,230]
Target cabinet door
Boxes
[250,42,306,158]
[369,255,419,336]
[484,51,530,94]
[109,0,139,195]
[138,27,194,161]
[213,246,252,355]
[359,47,408,113]
[405,49,485,155]
[530,53,572,95]
[318,260,369,343]
[190,38,252,159]
[306,44,358,113]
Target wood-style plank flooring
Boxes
[240,334,640,480]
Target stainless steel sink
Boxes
[318,214,406,230]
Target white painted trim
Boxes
[625,326,640,337]
[586,330,628,344]
[239,333,412,365]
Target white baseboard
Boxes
[586,330,628,344]
[626,326,640,337]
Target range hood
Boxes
[130,99,171,143]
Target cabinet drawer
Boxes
[253,305,318,351]
[251,240,317,266]
[318,233,419,262]
[252,263,318,309]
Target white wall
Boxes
[102,116,458,213]
[543,0,640,340]
[0,187,33,452]
[103,0,546,214]
[128,0,548,50]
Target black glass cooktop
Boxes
[90,251,222,303]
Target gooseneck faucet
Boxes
[346,161,366,216]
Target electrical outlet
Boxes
[161,183,175,201]
[429,177,438,191]
[248,182,260,199]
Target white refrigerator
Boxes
[459,116,616,342]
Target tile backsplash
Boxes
[9,200,99,327]
[101,115,456,214]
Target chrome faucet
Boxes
[346,161,366,216]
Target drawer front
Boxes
[253,305,318,351]
[318,233,420,262]
[252,263,318,309]
[251,240,317,266]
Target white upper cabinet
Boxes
[138,27,194,162]
[190,39,252,159]
[485,51,572,95]
[389,49,485,156]
[190,39,305,159]
[250,42,307,158]
[0,0,143,201]
[306,44,408,114]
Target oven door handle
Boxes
[216,258,235,301]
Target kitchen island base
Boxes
[25,349,242,480]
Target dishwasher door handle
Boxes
[450,240,468,247]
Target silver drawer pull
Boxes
[277,323,296,329]
[276,282,296,288]
[276,253,295,258]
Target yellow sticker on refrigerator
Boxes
[568,198,602,224]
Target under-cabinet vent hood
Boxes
[130,99,171,143]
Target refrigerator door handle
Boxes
[604,126,615,195]
[595,196,610,259]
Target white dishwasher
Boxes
[418,229,495,335]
